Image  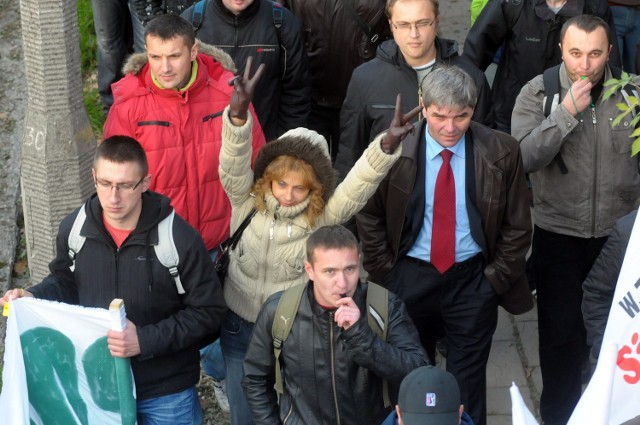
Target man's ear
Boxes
[304,260,314,279]
[141,174,152,192]
[191,41,200,61]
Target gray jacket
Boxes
[582,209,637,359]
[512,63,640,238]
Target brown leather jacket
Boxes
[357,122,534,314]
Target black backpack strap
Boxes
[542,64,569,174]
[340,0,379,44]
[191,0,207,32]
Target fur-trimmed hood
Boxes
[121,40,236,75]
[253,128,337,202]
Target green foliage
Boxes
[77,0,105,138]
[602,71,640,156]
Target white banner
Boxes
[510,382,539,425]
[569,212,640,424]
[0,297,136,424]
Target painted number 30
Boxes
[24,126,45,151]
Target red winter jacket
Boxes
[104,45,266,250]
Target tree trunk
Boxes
[19,0,96,282]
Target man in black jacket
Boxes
[335,0,492,181]
[181,0,311,141]
[242,225,428,424]
[463,0,620,133]
[1,136,226,424]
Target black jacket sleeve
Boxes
[340,292,429,379]
[276,8,312,135]
[28,210,82,305]
[242,296,282,424]
[582,210,637,359]
[462,0,510,71]
[335,68,377,181]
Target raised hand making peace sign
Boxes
[380,94,422,154]
[228,56,266,125]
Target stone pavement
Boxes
[437,1,543,423]
[486,306,542,423]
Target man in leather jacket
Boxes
[356,64,532,425]
[242,225,428,424]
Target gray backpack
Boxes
[67,204,185,294]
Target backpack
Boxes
[67,204,186,295]
[271,281,392,407]
[191,0,283,48]
[540,64,639,174]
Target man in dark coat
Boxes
[335,0,492,181]
[357,64,533,425]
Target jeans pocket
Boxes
[222,311,243,336]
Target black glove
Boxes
[380,94,422,154]
[228,57,266,122]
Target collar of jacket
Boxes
[213,0,262,25]
[533,0,584,19]
[83,191,173,247]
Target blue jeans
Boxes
[200,338,226,380]
[137,386,203,425]
[611,5,640,74]
[220,310,255,425]
[200,248,227,381]
[90,0,145,109]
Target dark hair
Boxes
[144,13,196,48]
[95,135,149,177]
[560,15,610,46]
[306,225,359,263]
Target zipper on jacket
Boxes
[286,222,292,238]
[590,106,598,234]
[329,312,341,425]
[114,248,121,294]
[269,218,275,240]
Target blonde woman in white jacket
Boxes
[218,59,420,425]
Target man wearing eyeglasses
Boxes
[335,0,492,182]
[1,135,227,424]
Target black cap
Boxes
[399,366,461,425]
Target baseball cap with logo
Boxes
[398,366,461,425]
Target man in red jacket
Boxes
[104,13,266,252]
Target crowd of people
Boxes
[2,0,640,424]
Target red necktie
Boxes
[431,149,455,273]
